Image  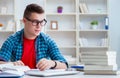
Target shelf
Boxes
[58,46,76,48]
[79,29,108,32]
[46,29,76,32]
[79,13,108,16]
[0,30,14,33]
[45,0,76,13]
[0,14,14,16]
[79,46,108,49]
[46,13,76,16]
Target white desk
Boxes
[23,73,120,78]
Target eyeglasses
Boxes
[25,17,47,26]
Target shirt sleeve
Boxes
[0,36,14,61]
[45,34,68,67]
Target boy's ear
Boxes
[23,18,26,23]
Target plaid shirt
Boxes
[0,29,68,66]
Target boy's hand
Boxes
[13,60,25,66]
[36,58,55,71]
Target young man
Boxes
[0,4,68,70]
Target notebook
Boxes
[25,69,79,77]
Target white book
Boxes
[79,38,83,46]
[81,55,107,59]
[82,3,89,13]
[81,38,88,46]
[81,58,108,62]
[0,63,30,76]
[0,63,14,70]
[81,51,107,55]
[79,3,84,13]
[84,70,117,75]
[2,65,30,72]
[82,60,117,66]
[84,65,117,71]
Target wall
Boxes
[109,0,120,69]
[15,0,120,69]
[15,0,44,19]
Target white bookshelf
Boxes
[0,0,15,47]
[78,0,109,65]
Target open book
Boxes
[0,63,30,77]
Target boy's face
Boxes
[23,13,45,38]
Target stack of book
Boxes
[81,51,118,75]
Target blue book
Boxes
[70,65,84,71]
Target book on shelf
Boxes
[79,3,84,13]
[79,38,88,46]
[100,38,108,46]
[79,3,89,13]
[82,3,89,13]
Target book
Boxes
[81,55,107,59]
[84,65,117,71]
[2,65,30,72]
[81,58,108,62]
[79,38,88,47]
[0,63,14,70]
[79,3,84,13]
[84,70,117,75]
[82,3,89,13]
[0,63,30,77]
[81,51,107,55]
[0,63,30,72]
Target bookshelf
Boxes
[0,0,15,47]
[78,0,109,65]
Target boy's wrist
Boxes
[51,61,57,69]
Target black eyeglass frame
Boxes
[25,17,47,26]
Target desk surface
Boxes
[23,73,120,78]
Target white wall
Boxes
[109,0,120,69]
[15,0,120,68]
[15,0,44,19]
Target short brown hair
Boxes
[23,4,44,18]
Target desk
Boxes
[23,73,120,78]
